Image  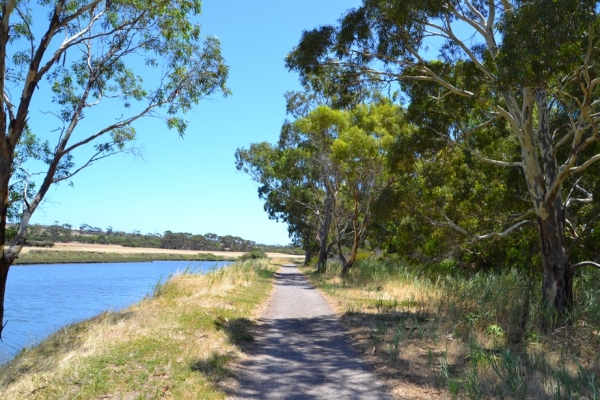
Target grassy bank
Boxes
[14,249,235,264]
[0,258,279,399]
[303,260,600,399]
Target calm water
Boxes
[0,260,231,362]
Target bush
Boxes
[25,241,55,248]
[5,226,16,241]
[239,250,268,260]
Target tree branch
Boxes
[52,147,131,184]
[0,0,16,140]
[568,153,600,174]
[572,261,600,271]
[460,115,523,167]
[567,211,600,253]
[428,212,533,243]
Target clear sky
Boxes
[26,1,363,245]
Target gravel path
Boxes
[232,264,392,399]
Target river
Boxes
[0,260,231,363]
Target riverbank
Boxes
[12,243,304,264]
[14,249,235,264]
[0,258,283,398]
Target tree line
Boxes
[17,222,296,253]
[238,0,600,327]
[0,0,597,338]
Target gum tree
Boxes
[0,0,229,338]
[287,0,600,321]
[237,100,408,275]
[330,100,405,276]
[235,109,343,273]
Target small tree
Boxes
[0,0,229,338]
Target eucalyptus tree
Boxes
[287,0,600,321]
[237,100,408,275]
[394,60,535,267]
[235,109,343,273]
[331,99,406,276]
[0,0,229,338]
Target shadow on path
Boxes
[269,265,316,291]
[229,265,391,400]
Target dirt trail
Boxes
[232,264,392,399]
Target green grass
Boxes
[0,259,277,399]
[14,249,235,264]
[238,249,268,261]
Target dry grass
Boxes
[302,260,600,400]
[0,258,281,399]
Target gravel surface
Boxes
[232,264,392,399]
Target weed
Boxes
[190,351,232,382]
[151,274,172,298]
[388,327,404,364]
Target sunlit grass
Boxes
[0,259,278,399]
[303,259,600,399]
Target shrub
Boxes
[239,250,267,260]
[25,241,55,248]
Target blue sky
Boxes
[26,1,363,245]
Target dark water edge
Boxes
[0,260,232,363]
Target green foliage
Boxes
[24,240,54,248]
[24,222,299,253]
[237,95,411,272]
[239,250,268,261]
[288,1,582,279]
[5,226,16,242]
[0,0,231,261]
[485,324,504,338]
[497,0,598,87]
